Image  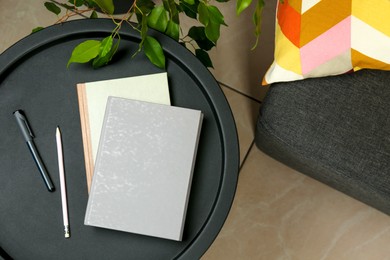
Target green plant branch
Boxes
[49,0,92,20]
[38,0,264,69]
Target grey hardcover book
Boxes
[84,96,203,241]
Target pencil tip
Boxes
[64,225,70,238]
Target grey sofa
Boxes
[255,69,390,215]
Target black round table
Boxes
[0,19,239,259]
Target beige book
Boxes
[76,73,171,192]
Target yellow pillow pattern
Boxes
[263,0,390,85]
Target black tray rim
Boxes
[0,18,239,259]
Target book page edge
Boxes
[76,83,94,193]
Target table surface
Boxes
[0,19,239,259]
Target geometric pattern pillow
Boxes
[263,0,390,85]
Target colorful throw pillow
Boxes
[263,0,390,85]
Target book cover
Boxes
[76,73,171,192]
[84,97,203,241]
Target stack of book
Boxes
[76,73,203,241]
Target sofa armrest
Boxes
[255,70,390,215]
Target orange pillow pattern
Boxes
[263,0,390,85]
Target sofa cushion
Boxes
[256,69,390,214]
[263,0,390,85]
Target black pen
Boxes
[13,110,55,192]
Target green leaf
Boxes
[207,5,226,26]
[93,37,119,68]
[188,26,215,50]
[252,0,265,49]
[198,2,209,26]
[236,0,253,15]
[67,40,101,67]
[165,20,180,41]
[205,20,221,44]
[148,6,168,33]
[85,0,99,8]
[183,0,195,5]
[68,0,85,7]
[163,0,180,24]
[32,27,44,34]
[92,0,114,14]
[44,2,61,15]
[141,14,149,42]
[99,35,113,57]
[135,0,155,15]
[180,1,198,19]
[195,49,213,68]
[62,4,76,10]
[198,5,226,44]
[143,36,165,69]
[90,10,98,18]
[134,13,149,57]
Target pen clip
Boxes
[24,119,35,138]
[14,110,35,139]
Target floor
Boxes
[1,1,390,259]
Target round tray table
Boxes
[0,19,239,259]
